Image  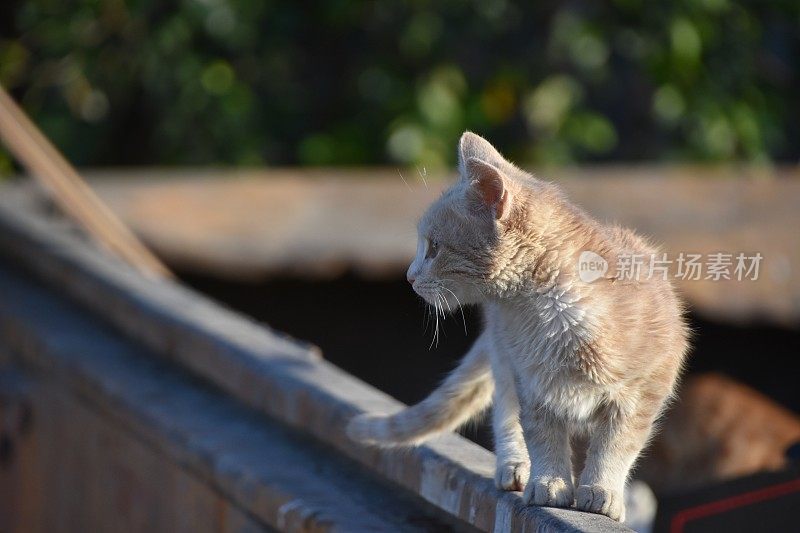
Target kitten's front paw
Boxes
[576,484,625,522]
[495,460,530,491]
[522,476,574,508]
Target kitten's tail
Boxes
[346,334,494,446]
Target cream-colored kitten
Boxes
[347,132,689,522]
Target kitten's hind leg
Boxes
[491,359,529,491]
[576,399,661,522]
[518,402,575,508]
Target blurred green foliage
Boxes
[0,0,797,172]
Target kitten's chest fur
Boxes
[487,283,605,421]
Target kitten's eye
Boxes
[426,238,439,259]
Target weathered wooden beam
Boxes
[0,365,271,533]
[0,87,172,279]
[0,196,630,532]
[0,266,469,532]
[0,368,36,532]
[47,168,800,324]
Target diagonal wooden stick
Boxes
[0,85,172,279]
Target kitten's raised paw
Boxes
[495,461,530,491]
[575,484,625,522]
[522,476,574,508]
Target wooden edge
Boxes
[0,266,469,531]
[0,86,172,279]
[0,198,631,533]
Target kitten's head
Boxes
[407,132,528,307]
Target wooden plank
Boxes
[60,167,800,323]
[20,384,269,533]
[0,87,171,279]
[0,197,631,532]
[0,368,39,533]
[0,266,469,532]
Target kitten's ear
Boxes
[458,131,506,177]
[465,157,512,220]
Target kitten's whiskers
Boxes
[397,169,413,192]
[416,165,429,189]
[441,285,468,336]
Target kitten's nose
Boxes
[407,274,416,285]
